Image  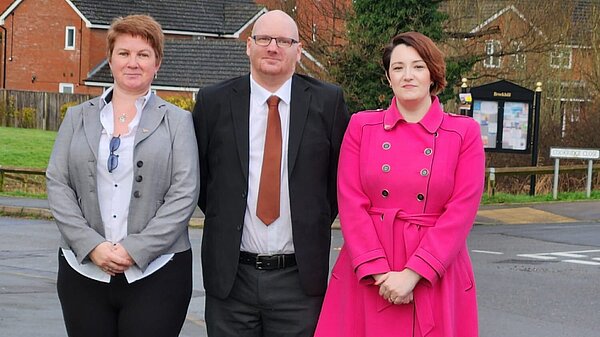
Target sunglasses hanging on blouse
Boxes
[107,135,120,173]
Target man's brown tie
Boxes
[256,95,282,225]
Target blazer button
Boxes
[136,175,143,182]
[236,224,242,231]
[241,191,247,198]
[382,142,391,150]
[382,164,391,173]
[134,191,141,198]
[424,148,432,156]
[136,161,144,168]
[417,193,425,201]
[381,189,389,197]
[420,169,429,176]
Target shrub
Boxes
[164,96,195,112]
[18,107,37,128]
[60,101,79,122]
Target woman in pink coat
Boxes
[314,32,485,337]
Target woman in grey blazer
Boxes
[46,15,199,337]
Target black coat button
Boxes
[241,191,247,198]
[417,193,425,201]
[134,191,141,198]
[137,161,144,168]
[136,175,143,182]
[236,224,242,231]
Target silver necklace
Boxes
[118,113,127,123]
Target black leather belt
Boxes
[239,251,296,270]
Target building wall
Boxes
[3,0,86,93]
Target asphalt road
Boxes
[1,217,599,336]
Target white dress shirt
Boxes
[62,88,173,283]
[240,76,295,254]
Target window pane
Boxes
[65,27,75,49]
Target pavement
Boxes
[2,195,600,226]
[1,195,600,337]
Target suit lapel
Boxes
[135,95,166,146]
[231,76,251,180]
[82,98,103,160]
[288,75,310,174]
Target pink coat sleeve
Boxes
[405,119,485,285]
[337,114,391,282]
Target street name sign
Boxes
[549,147,600,160]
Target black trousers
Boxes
[205,263,324,337]
[57,249,192,337]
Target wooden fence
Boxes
[485,164,600,196]
[0,166,46,193]
[0,89,91,131]
[2,165,599,196]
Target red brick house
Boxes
[0,0,265,96]
[443,0,596,136]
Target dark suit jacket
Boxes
[193,74,349,298]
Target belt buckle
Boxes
[256,254,270,270]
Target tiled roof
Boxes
[70,0,263,35]
[570,0,594,44]
[86,38,250,89]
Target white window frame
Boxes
[550,48,572,69]
[65,26,76,50]
[511,41,526,69]
[59,83,74,93]
[483,40,501,68]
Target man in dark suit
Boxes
[192,9,349,337]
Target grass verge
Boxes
[0,126,56,168]
[482,190,600,204]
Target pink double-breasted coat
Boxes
[315,97,485,337]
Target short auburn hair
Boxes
[382,32,446,95]
[106,14,164,64]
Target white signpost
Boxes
[549,147,600,199]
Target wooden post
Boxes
[0,166,4,192]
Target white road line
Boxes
[516,254,557,260]
[558,249,600,254]
[550,253,589,258]
[562,259,600,266]
[471,250,503,255]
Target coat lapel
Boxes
[82,98,103,160]
[135,95,166,146]
[288,75,310,174]
[231,76,251,180]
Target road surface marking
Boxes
[562,259,600,266]
[551,253,589,258]
[517,250,600,266]
[477,207,576,224]
[472,250,503,255]
[517,254,557,260]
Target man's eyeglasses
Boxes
[107,136,120,173]
[252,35,299,48]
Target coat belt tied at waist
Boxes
[367,207,441,336]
